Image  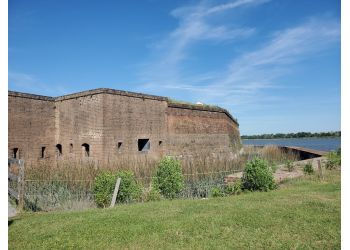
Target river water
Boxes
[242,137,341,152]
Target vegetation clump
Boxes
[152,156,184,199]
[241,158,277,191]
[303,162,314,175]
[211,187,225,197]
[143,186,162,202]
[224,180,242,195]
[325,149,341,170]
[93,170,141,207]
[285,160,295,172]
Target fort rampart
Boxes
[8,88,241,164]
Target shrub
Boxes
[144,187,162,202]
[152,156,184,199]
[224,180,242,195]
[233,180,242,195]
[93,170,141,207]
[93,171,117,208]
[325,151,341,170]
[241,157,277,192]
[115,170,142,203]
[211,187,225,197]
[303,162,314,175]
[285,160,295,172]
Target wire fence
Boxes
[10,145,300,212]
[16,169,243,212]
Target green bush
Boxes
[224,180,242,195]
[303,162,314,175]
[285,160,295,172]
[152,156,184,199]
[93,170,141,207]
[211,187,225,197]
[93,171,117,208]
[115,170,142,203]
[325,151,341,170]
[144,187,162,202]
[241,157,277,192]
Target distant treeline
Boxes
[241,131,341,139]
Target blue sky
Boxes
[8,0,340,135]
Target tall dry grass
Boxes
[20,145,301,211]
[25,145,299,183]
[242,145,299,164]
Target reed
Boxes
[21,145,301,211]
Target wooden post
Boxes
[18,159,25,211]
[317,160,324,181]
[110,178,121,208]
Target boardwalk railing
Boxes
[8,158,25,210]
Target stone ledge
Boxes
[167,102,239,126]
[8,88,239,125]
[8,91,54,101]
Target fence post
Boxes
[18,159,25,211]
[317,160,324,181]
[110,178,121,208]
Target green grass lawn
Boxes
[9,171,340,249]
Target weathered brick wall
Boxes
[8,89,241,165]
[8,93,55,163]
[166,105,241,156]
[54,93,105,162]
[102,93,168,162]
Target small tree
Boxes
[241,157,277,192]
[153,156,184,199]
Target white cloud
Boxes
[139,12,339,110]
[138,0,261,85]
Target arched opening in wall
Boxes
[159,141,163,146]
[138,139,150,152]
[70,143,73,153]
[41,147,46,158]
[82,143,90,157]
[13,148,18,159]
[56,144,62,157]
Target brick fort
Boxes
[8,88,241,164]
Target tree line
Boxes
[241,131,341,139]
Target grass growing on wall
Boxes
[9,170,340,249]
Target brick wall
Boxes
[8,89,241,164]
[166,106,241,156]
[8,93,55,163]
[102,93,168,162]
[54,93,105,162]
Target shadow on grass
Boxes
[8,217,21,227]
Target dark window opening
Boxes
[13,148,18,159]
[159,141,163,146]
[70,143,73,153]
[41,147,46,158]
[56,144,62,156]
[117,142,122,150]
[138,139,150,152]
[82,143,90,157]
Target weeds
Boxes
[20,145,300,211]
